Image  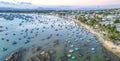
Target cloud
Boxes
[18,2,32,5]
[0,1,15,4]
[0,0,120,6]
[0,0,32,5]
[12,0,120,6]
[0,1,37,9]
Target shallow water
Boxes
[0,13,120,61]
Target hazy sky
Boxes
[0,0,120,6]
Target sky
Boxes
[0,0,120,7]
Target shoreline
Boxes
[59,16,120,58]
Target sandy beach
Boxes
[61,16,120,58]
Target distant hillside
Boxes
[0,1,120,11]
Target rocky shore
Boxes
[28,49,56,61]
[5,48,26,61]
[5,47,68,61]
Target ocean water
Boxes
[0,13,120,61]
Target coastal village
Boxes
[52,9,120,42]
[51,8,120,57]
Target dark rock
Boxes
[34,47,41,52]
[6,48,26,61]
[28,58,33,61]
[48,49,56,55]
[30,56,41,61]
[81,43,87,47]
[85,56,91,61]
[59,56,67,61]
[104,56,110,61]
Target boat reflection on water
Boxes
[0,13,120,61]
